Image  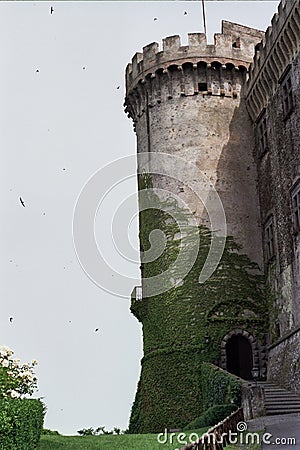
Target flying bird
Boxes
[184,11,188,15]
[19,197,25,207]
[117,86,120,90]
[95,328,99,332]
[153,17,157,21]
[36,69,39,73]
[82,67,86,70]
[9,317,13,323]
[50,6,54,14]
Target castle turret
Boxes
[125,22,268,433]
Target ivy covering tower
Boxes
[124,21,270,433]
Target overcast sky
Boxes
[0,0,279,435]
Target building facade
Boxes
[246,0,300,391]
[124,0,300,433]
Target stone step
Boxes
[265,397,300,404]
[266,405,300,414]
[265,392,300,400]
[265,393,300,397]
[266,399,300,402]
[257,381,300,416]
[266,409,300,415]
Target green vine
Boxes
[129,173,268,433]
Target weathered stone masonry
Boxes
[246,0,300,391]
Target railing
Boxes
[180,407,244,450]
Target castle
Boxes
[124,0,300,433]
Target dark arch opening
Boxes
[226,335,253,380]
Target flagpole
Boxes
[202,0,207,37]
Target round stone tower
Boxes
[125,21,267,433]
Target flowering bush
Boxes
[0,346,38,399]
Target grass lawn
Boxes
[39,428,263,450]
[39,428,208,450]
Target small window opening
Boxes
[198,82,207,92]
[257,113,268,157]
[282,74,294,118]
[291,182,300,233]
[265,217,275,262]
[232,38,241,49]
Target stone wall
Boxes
[268,327,300,391]
[247,11,300,337]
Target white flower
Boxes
[13,359,21,367]
[1,359,9,368]
[0,346,14,357]
[21,371,34,381]
[9,390,20,398]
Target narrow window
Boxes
[291,182,300,233]
[198,82,207,92]
[257,113,268,157]
[265,217,275,262]
[282,72,294,118]
[232,38,241,49]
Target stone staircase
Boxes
[257,381,300,416]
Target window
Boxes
[198,82,207,92]
[291,182,300,233]
[265,217,275,261]
[257,113,268,156]
[282,72,294,118]
[232,38,241,49]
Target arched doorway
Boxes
[226,334,253,380]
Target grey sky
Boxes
[0,1,279,435]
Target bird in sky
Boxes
[117,86,120,90]
[82,67,86,70]
[184,11,188,15]
[36,69,39,73]
[9,317,13,323]
[50,6,54,14]
[19,197,25,207]
[153,17,157,21]
[95,328,99,332]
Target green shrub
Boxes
[42,429,60,435]
[201,363,242,409]
[0,397,45,449]
[183,404,237,430]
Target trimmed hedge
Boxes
[0,397,45,449]
[201,363,242,409]
[183,404,237,430]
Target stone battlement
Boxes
[246,0,299,121]
[126,21,264,94]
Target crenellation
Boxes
[246,0,299,121]
[126,21,264,94]
[188,33,207,48]
[162,35,181,52]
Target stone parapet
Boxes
[246,0,300,121]
[126,21,264,95]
